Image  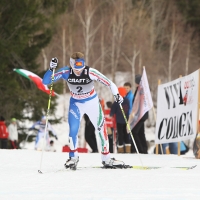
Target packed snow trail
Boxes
[0,150,200,200]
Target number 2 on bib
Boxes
[76,86,83,93]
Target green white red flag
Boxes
[14,69,55,96]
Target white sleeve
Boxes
[89,68,119,95]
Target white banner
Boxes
[129,68,153,129]
[155,69,199,144]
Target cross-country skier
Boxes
[42,52,126,170]
[29,116,58,151]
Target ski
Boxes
[78,165,197,170]
[126,165,197,170]
[171,165,197,170]
[40,165,197,173]
[38,166,69,174]
[131,166,161,170]
[78,165,161,170]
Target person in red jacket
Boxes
[0,116,9,149]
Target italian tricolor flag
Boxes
[14,69,55,96]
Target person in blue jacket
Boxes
[124,82,134,115]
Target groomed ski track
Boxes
[0,150,200,200]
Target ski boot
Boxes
[102,158,130,169]
[64,157,79,170]
[102,158,126,169]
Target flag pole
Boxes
[177,75,183,156]
[154,79,163,154]
[119,104,144,167]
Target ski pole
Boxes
[38,68,56,174]
[119,104,144,167]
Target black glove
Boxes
[49,57,58,71]
[28,128,32,131]
[114,94,123,104]
[55,135,58,140]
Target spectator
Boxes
[0,116,9,149]
[154,141,188,155]
[84,114,98,153]
[162,143,178,154]
[124,82,134,115]
[29,116,58,151]
[49,140,56,152]
[8,118,18,149]
[193,133,200,159]
[104,101,115,153]
[110,87,131,153]
[131,75,148,154]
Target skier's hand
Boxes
[50,57,58,71]
[114,94,123,104]
[55,135,58,140]
[28,128,32,131]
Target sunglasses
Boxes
[75,61,84,67]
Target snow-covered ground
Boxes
[0,150,200,200]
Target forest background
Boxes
[1,0,200,137]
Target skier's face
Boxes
[72,68,84,76]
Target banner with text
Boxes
[155,69,199,144]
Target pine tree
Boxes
[0,0,69,145]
